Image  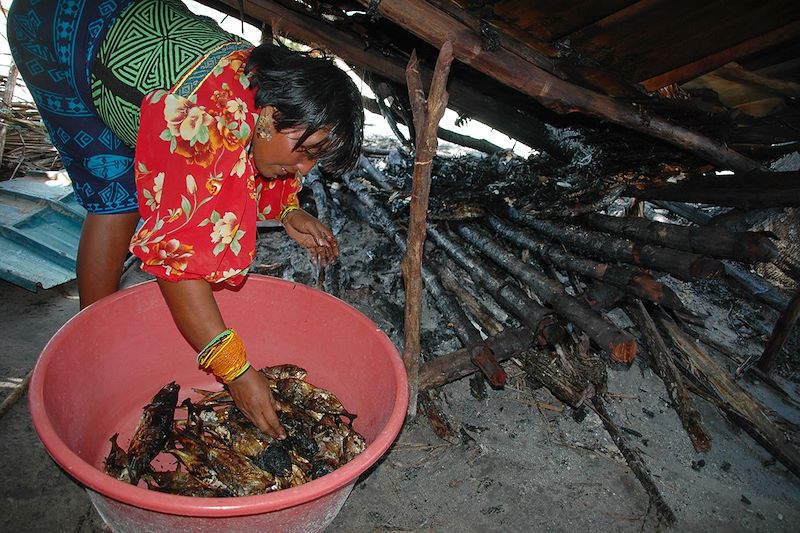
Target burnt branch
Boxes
[457,224,638,363]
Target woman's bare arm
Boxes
[157,278,285,439]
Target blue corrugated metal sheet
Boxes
[0,174,86,291]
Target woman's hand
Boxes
[282,209,339,267]
[227,367,286,440]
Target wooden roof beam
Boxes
[640,19,800,92]
[356,0,764,173]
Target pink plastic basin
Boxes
[29,275,408,533]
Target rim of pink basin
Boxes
[28,279,409,518]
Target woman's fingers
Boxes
[228,368,286,439]
[306,235,338,267]
[287,214,339,267]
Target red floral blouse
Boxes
[129,50,300,285]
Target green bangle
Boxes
[280,205,300,223]
[196,328,232,365]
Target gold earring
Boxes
[256,111,273,141]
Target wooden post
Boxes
[736,289,800,375]
[400,43,454,417]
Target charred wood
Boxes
[433,257,505,338]
[705,208,800,285]
[486,215,684,309]
[363,82,411,147]
[626,301,711,452]
[580,212,779,264]
[590,397,677,526]
[362,145,393,157]
[427,225,565,346]
[457,224,638,363]
[346,181,508,391]
[649,201,713,225]
[354,147,564,342]
[683,324,800,411]
[434,127,505,156]
[515,339,674,524]
[566,269,585,297]
[419,327,534,390]
[358,154,394,192]
[425,258,507,388]
[342,173,406,250]
[758,290,800,373]
[518,340,606,411]
[418,389,458,441]
[583,281,625,311]
[655,310,800,478]
[422,258,481,347]
[440,255,515,330]
[627,184,800,209]
[343,158,508,389]
[419,328,607,414]
[722,262,791,312]
[649,202,791,311]
[736,289,800,376]
[705,208,785,232]
[507,208,723,282]
[306,169,341,297]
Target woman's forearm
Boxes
[157,278,227,351]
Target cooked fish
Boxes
[175,430,278,497]
[144,469,229,497]
[103,434,130,482]
[126,382,180,485]
[103,368,365,497]
[260,364,308,381]
[274,377,356,421]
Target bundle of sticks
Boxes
[0,99,63,178]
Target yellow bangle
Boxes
[196,329,250,384]
[280,205,300,223]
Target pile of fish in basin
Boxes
[104,364,365,496]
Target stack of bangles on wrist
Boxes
[280,205,300,223]
[196,328,250,384]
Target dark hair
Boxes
[245,43,364,175]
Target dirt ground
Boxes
[1,143,799,533]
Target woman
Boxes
[7,0,364,439]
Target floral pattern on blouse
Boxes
[130,49,301,285]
